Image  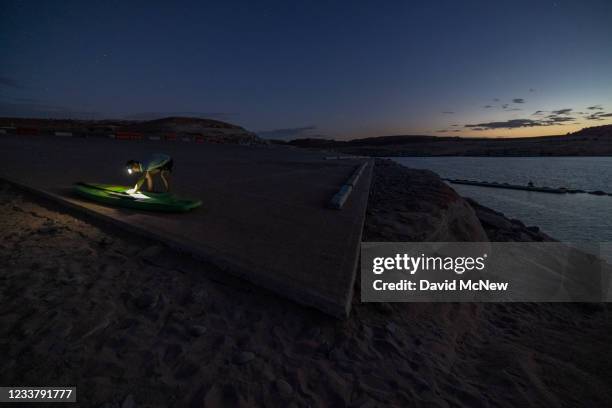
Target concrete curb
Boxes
[330,161,370,210]
[330,184,353,209]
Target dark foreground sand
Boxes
[1,162,611,407]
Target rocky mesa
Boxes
[0,116,262,145]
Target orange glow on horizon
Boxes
[341,118,612,140]
[437,121,612,139]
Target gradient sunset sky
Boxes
[1,0,611,139]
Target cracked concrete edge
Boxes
[340,159,374,313]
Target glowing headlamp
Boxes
[127,168,133,175]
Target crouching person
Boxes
[125,153,173,193]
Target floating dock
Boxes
[445,179,612,196]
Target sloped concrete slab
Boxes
[0,135,372,316]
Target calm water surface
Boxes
[391,157,612,249]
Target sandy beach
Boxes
[1,160,611,407]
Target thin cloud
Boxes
[551,108,572,115]
[465,119,543,130]
[464,114,579,130]
[483,105,493,109]
[545,115,575,124]
[441,111,454,114]
[512,98,525,104]
[529,88,536,92]
[587,105,603,110]
[256,125,318,140]
[532,110,546,115]
[124,112,238,121]
[584,111,612,120]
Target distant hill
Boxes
[286,125,612,156]
[0,116,262,144]
[121,116,243,133]
[567,124,612,139]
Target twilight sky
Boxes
[1,0,612,139]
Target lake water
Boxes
[391,157,612,250]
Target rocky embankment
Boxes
[466,197,554,242]
[364,159,552,242]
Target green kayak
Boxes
[73,182,201,213]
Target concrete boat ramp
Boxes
[0,135,373,317]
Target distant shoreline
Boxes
[285,124,612,156]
